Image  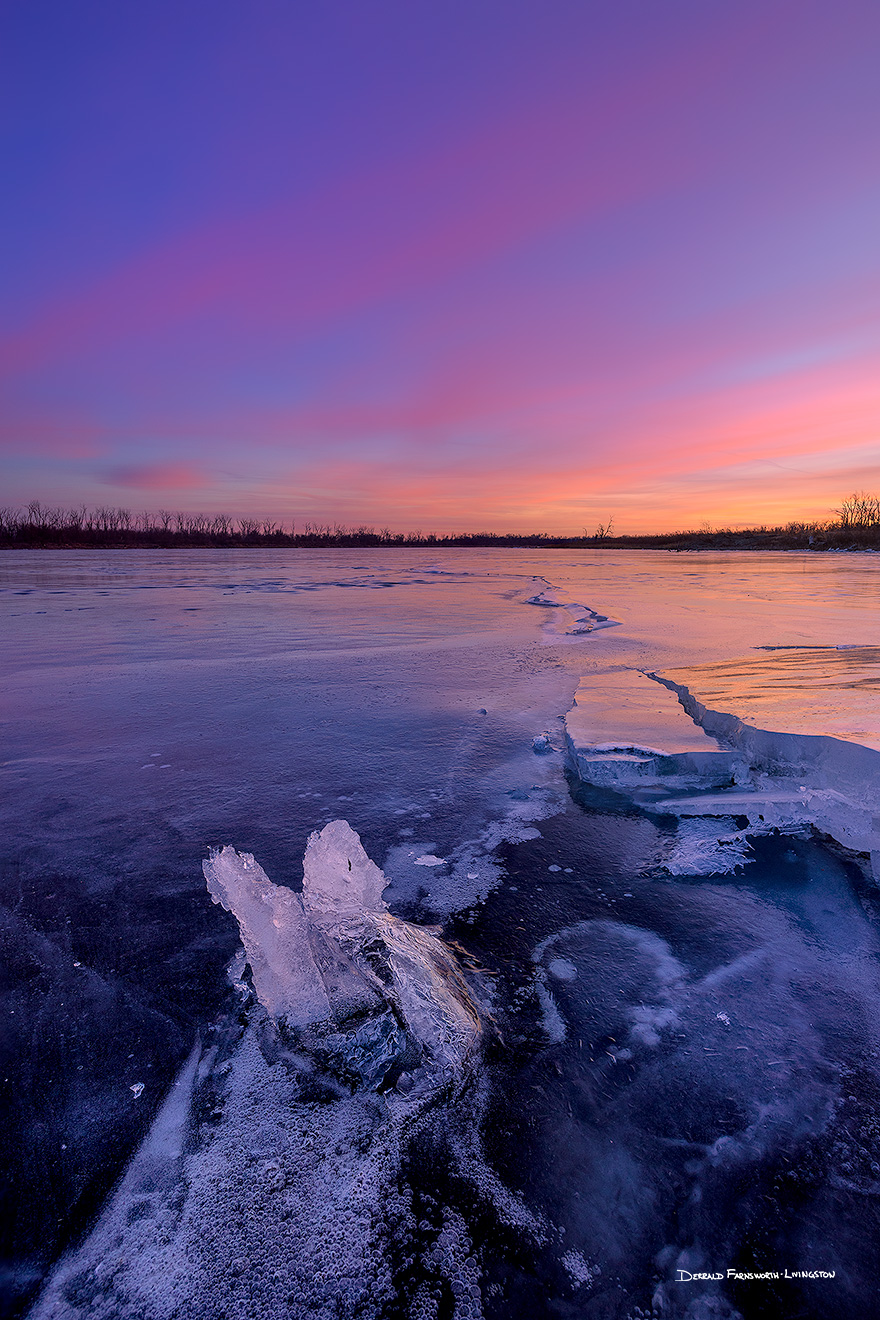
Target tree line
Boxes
[0,503,564,548]
[1,493,878,550]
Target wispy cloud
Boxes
[102,463,206,491]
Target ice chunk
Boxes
[653,649,880,868]
[205,823,482,1090]
[203,846,330,1024]
[301,818,387,918]
[565,669,744,792]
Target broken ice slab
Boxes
[660,789,817,824]
[653,648,880,870]
[564,669,745,792]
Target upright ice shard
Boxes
[203,821,482,1093]
[301,817,387,916]
[203,846,330,1022]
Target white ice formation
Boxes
[203,820,482,1092]
[28,826,494,1320]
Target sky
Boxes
[2,0,879,535]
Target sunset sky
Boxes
[2,0,879,534]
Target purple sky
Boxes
[2,0,879,532]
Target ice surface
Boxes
[505,828,880,1316]
[7,548,880,1317]
[659,646,880,751]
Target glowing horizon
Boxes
[2,0,879,534]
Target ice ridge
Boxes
[651,658,880,872]
[525,581,621,636]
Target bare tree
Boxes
[837,492,880,528]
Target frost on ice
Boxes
[203,819,482,1093]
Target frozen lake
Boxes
[2,548,879,1320]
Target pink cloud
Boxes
[102,463,206,491]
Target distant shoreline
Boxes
[3,504,879,552]
[2,535,878,553]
